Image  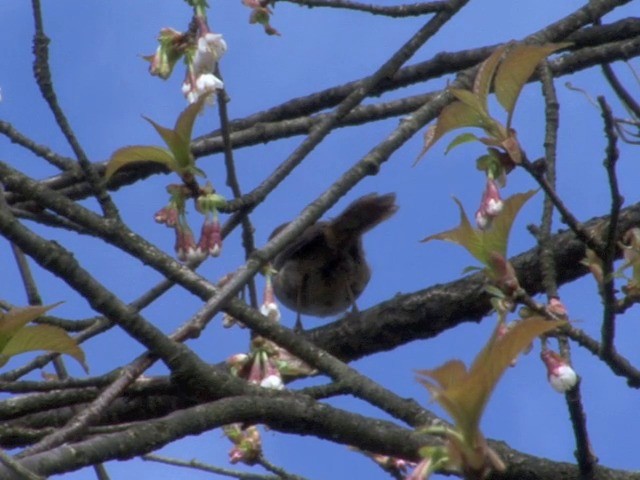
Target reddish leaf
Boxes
[421,197,486,263]
[416,100,489,162]
[494,43,570,127]
[421,191,536,266]
[473,44,509,105]
[417,317,563,443]
[480,189,537,262]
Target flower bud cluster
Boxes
[223,424,262,465]
[227,339,284,391]
[145,10,227,104]
[154,189,225,262]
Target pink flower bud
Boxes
[197,214,222,257]
[260,302,281,322]
[404,458,432,480]
[154,205,178,227]
[260,274,281,322]
[226,353,248,366]
[476,178,503,229]
[541,350,578,393]
[475,207,491,230]
[229,447,244,464]
[547,297,568,320]
[175,222,204,262]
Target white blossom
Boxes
[182,73,224,104]
[260,374,284,390]
[193,33,227,74]
[549,364,578,393]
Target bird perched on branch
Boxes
[270,193,398,330]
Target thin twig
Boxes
[597,96,622,359]
[256,454,308,480]
[0,121,76,172]
[537,63,598,479]
[280,0,449,17]
[143,452,302,479]
[30,0,119,219]
[216,66,259,309]
[562,325,640,388]
[19,355,155,457]
[10,244,42,305]
[521,155,604,256]
[536,62,561,298]
[601,62,640,119]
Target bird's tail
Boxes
[330,193,398,244]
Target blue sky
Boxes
[1,1,639,479]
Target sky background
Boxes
[1,0,639,479]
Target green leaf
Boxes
[143,117,192,169]
[174,93,210,146]
[416,101,490,162]
[105,146,178,180]
[494,43,570,127]
[462,265,482,274]
[0,325,87,372]
[0,303,62,351]
[475,152,501,175]
[142,94,210,170]
[445,132,480,154]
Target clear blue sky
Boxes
[1,1,639,479]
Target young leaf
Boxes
[174,93,211,147]
[143,117,192,170]
[500,130,523,164]
[473,44,509,106]
[421,190,536,266]
[449,89,488,116]
[494,43,570,126]
[0,325,88,372]
[479,189,537,261]
[445,132,480,154]
[145,92,211,170]
[416,101,489,162]
[105,145,177,180]
[421,197,485,263]
[417,317,564,443]
[0,303,87,372]
[0,303,62,351]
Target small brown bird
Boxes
[270,193,398,329]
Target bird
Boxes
[269,193,398,330]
